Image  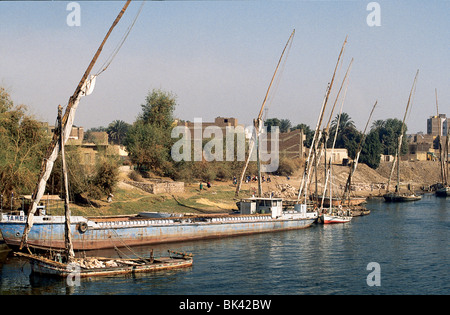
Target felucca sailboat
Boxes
[383,70,422,202]
[13,1,193,277]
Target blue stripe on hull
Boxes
[0,218,315,250]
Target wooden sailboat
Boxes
[311,58,353,207]
[234,30,318,223]
[310,57,368,209]
[297,36,348,208]
[338,100,377,210]
[319,159,353,224]
[317,69,353,225]
[15,1,193,277]
[235,29,295,198]
[320,101,377,223]
[436,185,450,197]
[384,70,421,202]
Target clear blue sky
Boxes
[1,0,449,133]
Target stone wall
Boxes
[125,180,184,194]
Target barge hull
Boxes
[0,216,316,251]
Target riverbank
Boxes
[65,160,442,217]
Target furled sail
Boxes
[20,76,95,249]
[20,0,131,250]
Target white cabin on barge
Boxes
[238,197,283,218]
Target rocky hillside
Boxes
[235,160,443,199]
[375,160,442,186]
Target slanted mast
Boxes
[386,70,419,193]
[235,29,295,197]
[20,0,132,250]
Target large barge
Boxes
[0,197,318,251]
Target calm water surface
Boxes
[0,194,448,295]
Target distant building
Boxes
[176,117,309,160]
[427,114,449,136]
[42,123,128,172]
[176,117,246,140]
[317,148,349,165]
[278,129,307,159]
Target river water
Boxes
[0,194,448,295]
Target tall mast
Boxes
[343,100,377,202]
[20,0,132,250]
[386,70,419,193]
[235,29,295,197]
[297,36,348,202]
[317,58,353,198]
[58,105,75,259]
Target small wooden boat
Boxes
[15,250,193,278]
[436,186,450,197]
[349,207,371,217]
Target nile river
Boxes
[0,194,448,295]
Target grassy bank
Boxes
[68,181,242,217]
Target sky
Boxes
[1,0,450,134]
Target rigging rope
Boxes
[95,1,145,77]
[262,34,294,124]
[110,228,150,262]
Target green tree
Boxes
[328,112,361,158]
[264,118,291,133]
[360,130,382,169]
[371,119,385,130]
[279,119,292,133]
[125,89,177,176]
[264,118,281,132]
[338,127,362,159]
[48,146,120,204]
[372,118,407,156]
[331,112,355,132]
[140,89,176,129]
[91,156,119,198]
[0,87,49,206]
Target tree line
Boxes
[264,112,408,169]
[0,87,118,208]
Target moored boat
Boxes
[311,194,366,207]
[384,71,420,203]
[321,213,352,224]
[383,192,421,202]
[435,186,450,197]
[15,250,193,278]
[1,197,318,251]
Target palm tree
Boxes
[107,120,130,145]
[279,119,292,133]
[332,112,355,130]
[371,119,385,131]
[330,112,355,136]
